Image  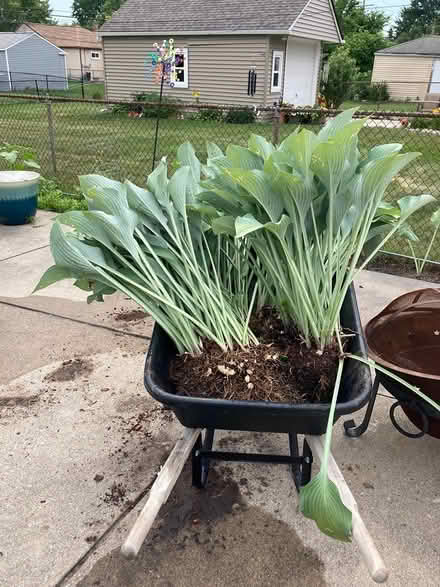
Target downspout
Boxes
[5,48,11,91]
[282,36,288,103]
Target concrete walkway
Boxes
[1,212,439,586]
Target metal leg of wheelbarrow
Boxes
[289,433,312,490]
[192,429,214,488]
[344,376,380,437]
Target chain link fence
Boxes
[1,93,440,264]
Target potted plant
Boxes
[35,109,440,542]
[0,143,41,225]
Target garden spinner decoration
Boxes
[147,39,178,171]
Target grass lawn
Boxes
[0,97,439,261]
[3,81,105,100]
[341,100,418,113]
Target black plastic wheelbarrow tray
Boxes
[120,287,388,582]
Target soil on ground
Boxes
[171,308,341,404]
[44,358,93,382]
[367,255,440,284]
[113,310,147,322]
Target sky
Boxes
[50,0,73,25]
[49,0,411,28]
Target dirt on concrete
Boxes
[113,310,147,323]
[77,465,325,587]
[44,358,94,382]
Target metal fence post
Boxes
[46,100,57,176]
[272,106,281,146]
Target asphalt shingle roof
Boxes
[20,23,101,49]
[100,0,310,33]
[376,36,440,57]
[0,33,33,50]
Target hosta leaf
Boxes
[125,180,167,227]
[207,142,224,159]
[212,215,236,236]
[177,142,201,197]
[169,166,191,217]
[226,145,264,170]
[431,207,440,227]
[0,150,18,164]
[79,175,127,214]
[235,214,264,238]
[367,143,403,162]
[225,169,283,222]
[147,158,169,206]
[398,223,419,242]
[264,215,291,240]
[318,107,359,141]
[248,134,274,159]
[398,194,435,220]
[300,471,352,542]
[280,129,318,179]
[375,201,400,218]
[50,222,105,275]
[33,265,80,292]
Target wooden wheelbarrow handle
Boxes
[121,427,201,559]
[305,435,389,584]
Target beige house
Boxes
[99,0,343,106]
[17,22,104,81]
[372,36,440,102]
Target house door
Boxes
[430,60,440,93]
[283,38,321,106]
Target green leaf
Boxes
[211,215,236,236]
[125,180,168,227]
[0,150,18,165]
[431,207,440,227]
[248,134,274,159]
[33,265,79,292]
[235,214,264,237]
[147,158,169,207]
[300,472,352,542]
[398,194,436,221]
[23,159,40,169]
[207,142,224,159]
[225,169,283,222]
[226,145,264,170]
[169,166,191,216]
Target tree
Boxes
[72,0,123,29]
[321,47,359,108]
[335,0,388,36]
[0,0,52,31]
[394,0,440,42]
[345,31,388,72]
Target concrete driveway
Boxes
[1,212,439,586]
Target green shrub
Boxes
[225,108,256,124]
[195,107,224,122]
[291,107,325,125]
[92,90,103,100]
[321,47,358,109]
[38,178,87,213]
[411,117,440,130]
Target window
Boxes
[173,48,188,88]
[271,50,283,93]
[91,51,100,59]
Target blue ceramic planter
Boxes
[0,171,40,225]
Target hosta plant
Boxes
[35,109,440,543]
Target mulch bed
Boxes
[171,308,341,404]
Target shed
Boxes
[372,36,440,102]
[0,32,67,92]
[99,0,343,107]
[17,23,104,82]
